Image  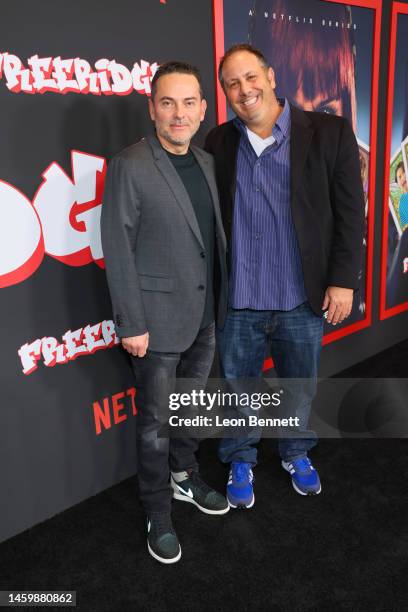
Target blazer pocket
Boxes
[139,274,174,293]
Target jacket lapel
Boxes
[225,124,240,207]
[190,145,227,251]
[289,104,314,207]
[147,135,204,248]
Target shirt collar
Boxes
[275,98,290,138]
[233,97,290,143]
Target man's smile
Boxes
[241,95,259,107]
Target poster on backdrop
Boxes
[213,0,378,342]
[380,3,408,319]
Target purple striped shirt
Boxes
[229,99,307,310]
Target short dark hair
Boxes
[218,43,269,88]
[151,61,204,99]
[395,161,405,183]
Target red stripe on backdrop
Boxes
[212,0,226,124]
[323,0,381,343]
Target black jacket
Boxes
[204,104,366,316]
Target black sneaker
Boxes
[146,512,181,564]
[171,470,229,515]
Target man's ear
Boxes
[268,67,276,90]
[148,98,155,121]
[200,98,207,122]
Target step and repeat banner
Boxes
[381,1,408,319]
[0,0,216,543]
[0,0,405,543]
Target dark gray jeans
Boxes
[130,323,215,513]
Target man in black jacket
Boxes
[205,44,365,507]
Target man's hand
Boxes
[122,332,149,357]
[322,286,354,325]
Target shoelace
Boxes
[291,457,311,473]
[233,462,251,483]
[189,471,212,495]
[149,512,175,536]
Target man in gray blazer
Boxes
[101,62,229,565]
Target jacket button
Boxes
[198,285,205,290]
[200,251,206,258]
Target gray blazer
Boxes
[101,134,228,353]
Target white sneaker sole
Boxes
[228,493,255,509]
[171,478,230,515]
[147,541,181,564]
[281,460,322,496]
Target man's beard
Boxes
[164,133,189,146]
[159,125,198,147]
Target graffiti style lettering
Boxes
[0,52,159,96]
[0,151,108,288]
[33,151,106,267]
[0,181,44,287]
[18,319,120,375]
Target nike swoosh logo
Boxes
[176,483,193,499]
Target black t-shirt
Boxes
[166,148,215,329]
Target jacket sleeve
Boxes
[100,155,148,338]
[327,118,366,289]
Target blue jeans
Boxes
[217,303,323,464]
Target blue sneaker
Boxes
[282,456,321,496]
[227,461,255,508]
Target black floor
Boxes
[1,341,408,612]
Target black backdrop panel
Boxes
[2,0,408,545]
[0,0,215,543]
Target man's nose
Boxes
[173,102,185,118]
[239,81,253,97]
